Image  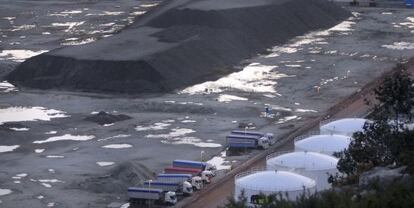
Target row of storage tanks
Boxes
[234,118,368,206]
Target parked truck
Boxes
[143,180,193,196]
[231,130,275,144]
[172,159,216,171]
[164,167,214,183]
[226,134,270,149]
[128,187,177,206]
[157,173,203,190]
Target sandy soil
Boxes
[0,2,414,208]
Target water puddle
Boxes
[120,203,130,208]
[0,189,12,196]
[61,37,96,45]
[97,134,130,142]
[161,137,222,148]
[181,63,287,94]
[276,115,300,124]
[12,173,28,180]
[0,81,17,93]
[102,144,132,149]
[181,120,196,123]
[33,134,95,144]
[295,108,318,113]
[0,106,68,125]
[0,50,48,62]
[217,94,248,103]
[46,155,64,159]
[135,122,171,131]
[86,11,124,16]
[35,149,45,153]
[0,145,19,153]
[96,162,115,167]
[51,21,85,32]
[382,42,414,50]
[146,128,195,139]
[130,11,146,16]
[38,179,64,184]
[206,151,231,170]
[48,10,83,17]
[9,127,29,131]
[140,3,159,8]
[13,173,26,183]
[399,17,414,32]
[33,179,63,188]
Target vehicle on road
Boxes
[172,159,216,171]
[143,180,193,196]
[231,130,275,144]
[226,134,270,149]
[164,167,214,183]
[128,187,177,206]
[157,173,203,190]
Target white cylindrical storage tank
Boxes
[234,170,316,206]
[266,151,339,190]
[320,118,368,136]
[294,134,351,156]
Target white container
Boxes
[234,170,316,206]
[294,134,351,156]
[266,151,339,190]
[320,118,368,136]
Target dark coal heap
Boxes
[7,0,350,93]
[84,111,131,125]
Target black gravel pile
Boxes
[7,0,350,93]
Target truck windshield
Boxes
[170,195,177,200]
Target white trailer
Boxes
[127,187,177,205]
[143,180,193,195]
[231,130,275,145]
[157,173,203,190]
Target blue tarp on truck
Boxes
[406,0,413,7]
[226,134,258,148]
[172,160,206,170]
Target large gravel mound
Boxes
[7,0,350,93]
[71,161,154,194]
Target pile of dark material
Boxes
[6,0,350,93]
[71,161,154,194]
[84,111,131,125]
[0,123,28,131]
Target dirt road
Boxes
[176,59,414,208]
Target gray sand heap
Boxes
[71,161,153,194]
[7,0,350,93]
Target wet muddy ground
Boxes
[1,2,414,208]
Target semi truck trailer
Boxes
[157,173,203,190]
[143,180,193,195]
[127,187,177,205]
[164,167,214,183]
[226,134,270,149]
